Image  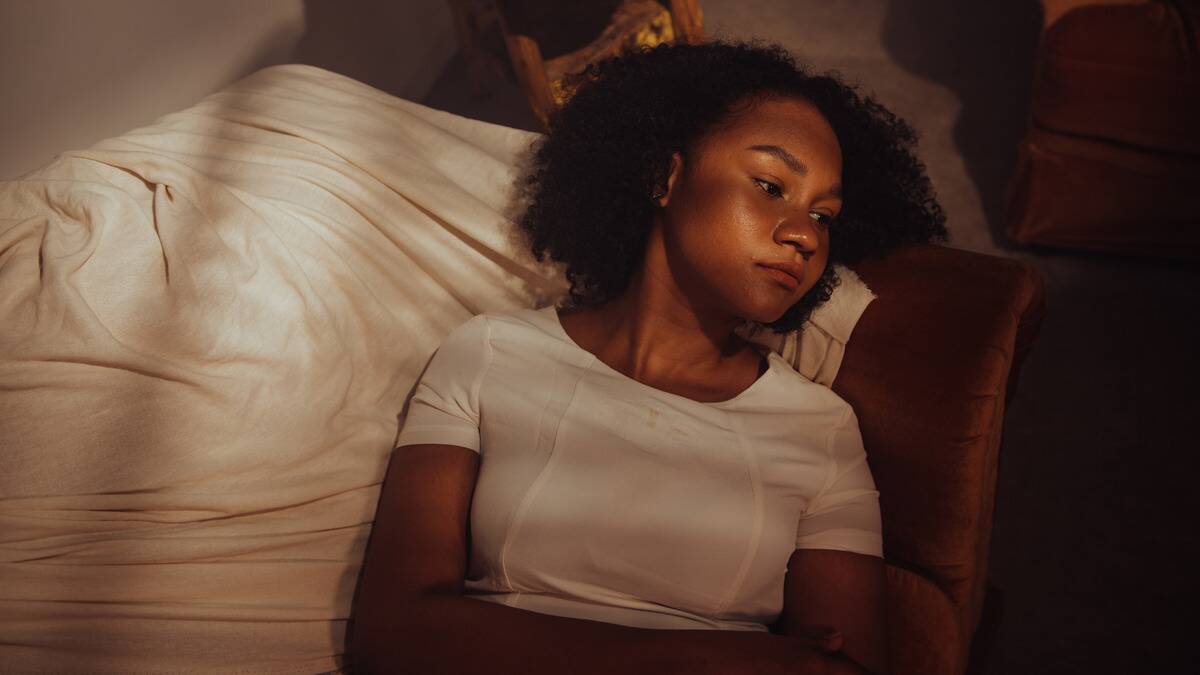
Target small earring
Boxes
[652,190,665,201]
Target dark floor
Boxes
[421,2,1200,673]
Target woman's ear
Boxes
[656,151,683,207]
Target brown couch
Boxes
[842,244,1047,675]
[1006,0,1200,259]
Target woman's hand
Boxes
[772,548,889,674]
[351,444,877,675]
[789,625,846,654]
[764,635,862,675]
[690,630,870,675]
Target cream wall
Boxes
[0,0,456,180]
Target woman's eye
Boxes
[753,178,783,198]
[809,212,838,226]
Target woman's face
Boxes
[654,95,842,325]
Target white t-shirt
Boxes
[395,305,882,632]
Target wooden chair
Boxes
[447,0,704,128]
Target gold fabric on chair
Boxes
[448,0,705,128]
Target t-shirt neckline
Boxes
[538,304,777,407]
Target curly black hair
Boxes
[513,39,948,333]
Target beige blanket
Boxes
[0,64,872,673]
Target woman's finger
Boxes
[789,626,844,652]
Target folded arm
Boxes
[772,548,889,675]
[772,404,890,675]
[347,443,867,675]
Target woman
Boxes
[349,40,946,674]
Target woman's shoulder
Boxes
[427,307,566,383]
[459,304,566,348]
[749,350,856,417]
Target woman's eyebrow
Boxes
[746,144,809,176]
[745,144,843,198]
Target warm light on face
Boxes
[651,96,843,325]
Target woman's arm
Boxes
[771,549,889,675]
[347,443,865,675]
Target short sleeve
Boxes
[395,314,492,453]
[794,406,883,557]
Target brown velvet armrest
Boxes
[837,244,1047,674]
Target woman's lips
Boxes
[759,262,802,291]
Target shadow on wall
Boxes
[293,0,457,104]
[0,0,304,180]
[880,0,1043,251]
[0,0,457,180]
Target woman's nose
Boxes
[775,213,822,258]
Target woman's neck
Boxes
[560,258,749,384]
